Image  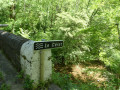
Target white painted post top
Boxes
[20,40,63,87]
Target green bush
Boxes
[0,83,10,90]
[51,71,74,89]
[23,75,34,90]
[51,71,115,90]
[0,72,3,80]
[51,12,89,65]
[100,49,120,75]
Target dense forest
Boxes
[0,0,120,89]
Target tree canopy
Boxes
[0,0,120,89]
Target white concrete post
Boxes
[20,40,63,87]
[40,49,52,81]
[20,40,52,86]
[20,40,41,85]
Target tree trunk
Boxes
[116,23,120,49]
[24,0,26,11]
[88,8,99,26]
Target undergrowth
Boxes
[52,61,120,90]
[0,83,10,90]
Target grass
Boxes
[53,60,120,90]
[23,75,34,90]
[0,72,3,81]
[17,71,34,90]
[0,72,11,90]
[0,83,10,90]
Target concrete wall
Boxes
[0,30,52,86]
[0,30,29,71]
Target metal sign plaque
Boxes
[34,40,63,50]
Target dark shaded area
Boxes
[0,30,29,71]
[48,84,61,90]
[0,51,24,90]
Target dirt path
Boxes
[54,61,117,88]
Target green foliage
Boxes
[52,71,96,90]
[17,71,34,90]
[51,71,75,89]
[37,81,46,89]
[23,75,34,90]
[99,49,120,89]
[51,0,120,65]
[0,72,3,80]
[37,80,52,89]
[17,70,24,79]
[0,72,10,90]
[51,71,117,90]
[52,12,89,64]
[100,49,120,75]
[1,0,120,89]
[0,83,10,90]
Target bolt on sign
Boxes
[34,40,63,50]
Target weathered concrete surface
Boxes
[20,40,52,86]
[20,40,41,86]
[40,49,52,81]
[0,30,29,71]
[0,51,24,90]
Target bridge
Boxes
[0,24,63,89]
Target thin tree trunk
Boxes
[88,8,99,26]
[76,0,79,11]
[116,23,120,49]
[9,0,16,33]
[87,0,91,9]
[10,3,16,20]
[24,0,26,11]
